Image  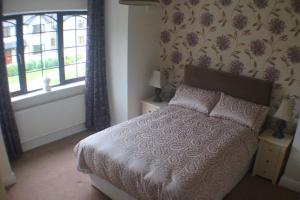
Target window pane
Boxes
[8,75,21,92]
[63,30,76,47]
[25,53,42,72]
[42,50,59,69]
[24,14,57,34]
[26,70,43,91]
[76,46,86,63]
[3,20,16,37]
[2,19,20,93]
[7,56,20,92]
[24,53,42,91]
[42,50,60,85]
[76,30,86,46]
[23,14,58,53]
[63,14,87,80]
[63,16,76,30]
[24,34,42,53]
[64,48,76,66]
[23,15,41,34]
[76,16,87,29]
[7,55,18,76]
[77,63,86,77]
[4,42,17,56]
[42,14,57,32]
[42,32,57,50]
[65,64,77,80]
[23,14,60,91]
[43,68,60,86]
[3,20,17,56]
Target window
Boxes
[2,19,20,93]
[63,15,87,80]
[2,12,87,96]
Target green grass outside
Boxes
[8,65,85,92]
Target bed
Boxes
[74,66,273,200]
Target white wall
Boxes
[105,0,160,122]
[0,128,16,187]
[127,6,160,119]
[3,0,87,15]
[14,93,86,151]
[280,118,300,192]
[11,83,86,152]
[105,0,129,125]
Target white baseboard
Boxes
[2,171,16,187]
[279,176,300,193]
[21,123,86,151]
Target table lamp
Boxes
[149,70,162,102]
[273,98,292,139]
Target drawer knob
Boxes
[263,170,267,174]
[266,160,270,163]
[268,149,272,152]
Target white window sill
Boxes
[12,81,85,112]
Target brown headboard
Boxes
[184,66,273,106]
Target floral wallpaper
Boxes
[159,0,300,111]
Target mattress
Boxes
[74,105,258,200]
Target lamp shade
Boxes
[119,0,159,5]
[274,98,292,122]
[149,70,161,88]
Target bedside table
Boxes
[252,129,293,184]
[141,97,168,114]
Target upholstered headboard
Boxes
[184,66,273,106]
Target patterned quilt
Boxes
[74,105,258,200]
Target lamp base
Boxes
[272,119,286,139]
[153,88,162,102]
[272,131,285,139]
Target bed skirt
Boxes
[89,174,136,200]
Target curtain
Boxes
[85,0,110,131]
[0,1,22,159]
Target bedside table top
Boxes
[141,97,168,107]
[259,129,293,148]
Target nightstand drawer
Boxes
[261,142,280,161]
[256,163,275,179]
[258,155,277,168]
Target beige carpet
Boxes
[7,132,300,200]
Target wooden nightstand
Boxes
[252,129,293,184]
[141,97,168,114]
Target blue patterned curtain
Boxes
[0,1,22,159]
[85,0,110,131]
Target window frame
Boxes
[3,11,87,97]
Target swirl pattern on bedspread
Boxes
[74,105,258,200]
